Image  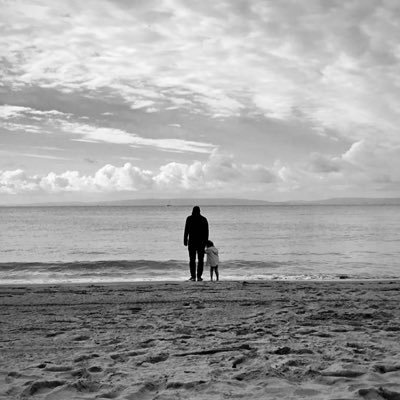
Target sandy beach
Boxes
[1,280,400,399]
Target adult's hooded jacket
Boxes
[184,207,209,247]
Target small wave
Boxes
[0,260,186,272]
[0,259,288,272]
[0,259,399,285]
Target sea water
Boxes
[0,205,399,284]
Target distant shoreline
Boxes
[2,197,400,207]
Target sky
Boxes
[1,0,400,204]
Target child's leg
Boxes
[215,266,219,281]
[210,267,213,281]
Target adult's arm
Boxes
[183,216,190,246]
[205,218,209,243]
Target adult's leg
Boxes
[196,246,205,280]
[188,246,196,279]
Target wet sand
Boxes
[1,280,400,399]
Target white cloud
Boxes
[0,169,40,194]
[0,104,216,154]
[0,151,278,194]
[130,100,155,110]
[59,121,215,153]
[301,138,400,195]
[2,143,400,198]
[0,106,32,119]
[14,153,69,161]
[2,0,399,134]
[0,122,43,133]
[0,105,69,119]
[94,164,153,192]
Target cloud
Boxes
[2,1,400,200]
[342,139,400,184]
[2,143,400,198]
[302,138,400,195]
[130,100,155,110]
[0,106,33,119]
[0,169,39,194]
[308,153,344,174]
[0,105,69,119]
[59,121,215,153]
[0,105,215,154]
[0,151,278,194]
[2,0,399,135]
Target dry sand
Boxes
[1,280,400,399]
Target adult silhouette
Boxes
[183,206,209,281]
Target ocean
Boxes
[0,205,399,284]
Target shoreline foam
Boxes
[1,259,399,286]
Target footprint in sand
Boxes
[44,365,73,372]
[359,387,400,399]
[73,334,90,341]
[74,353,100,363]
[22,380,66,396]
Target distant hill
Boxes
[96,198,273,206]
[84,197,400,206]
[5,197,400,207]
[300,197,400,206]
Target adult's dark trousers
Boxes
[188,244,205,280]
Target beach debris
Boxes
[128,307,142,314]
[274,346,291,355]
[232,355,247,368]
[88,366,103,373]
